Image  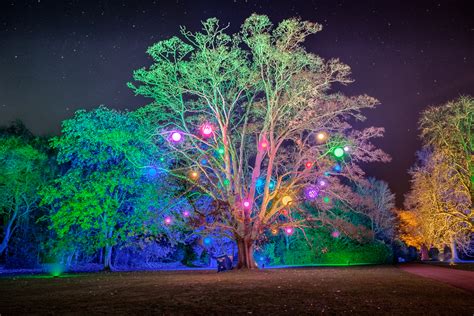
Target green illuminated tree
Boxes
[0,136,50,256]
[41,106,174,270]
[129,15,389,268]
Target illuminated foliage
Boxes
[128,14,389,268]
[404,96,473,256]
[0,136,50,256]
[40,107,176,270]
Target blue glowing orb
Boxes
[203,237,212,245]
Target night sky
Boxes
[1,0,473,206]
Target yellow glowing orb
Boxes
[317,132,328,141]
[189,171,199,180]
[282,195,293,206]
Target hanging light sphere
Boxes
[183,210,190,217]
[305,161,313,169]
[304,185,319,200]
[189,170,199,180]
[317,132,328,142]
[282,195,293,206]
[333,164,342,172]
[271,228,279,235]
[200,123,214,138]
[242,199,251,209]
[164,216,172,225]
[170,131,183,143]
[323,196,331,204]
[334,147,345,158]
[343,146,350,152]
[331,230,340,238]
[203,237,212,245]
[285,227,294,235]
[319,179,327,187]
[259,140,269,151]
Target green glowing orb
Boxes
[323,196,331,203]
[223,179,230,186]
[333,147,344,158]
[218,147,225,155]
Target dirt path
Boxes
[398,263,474,293]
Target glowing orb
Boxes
[217,147,225,155]
[331,230,340,238]
[317,132,328,141]
[285,227,294,235]
[271,228,279,235]
[170,131,183,142]
[223,179,230,186]
[147,167,157,177]
[203,237,212,245]
[333,164,341,172]
[189,171,199,180]
[304,185,319,200]
[200,123,214,137]
[269,180,276,190]
[183,210,190,217]
[159,157,165,162]
[305,161,313,169]
[164,216,172,225]
[242,200,251,209]
[323,196,331,203]
[333,147,344,158]
[319,179,327,187]
[282,195,293,206]
[259,137,269,151]
[343,146,350,152]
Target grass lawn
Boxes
[0,266,472,315]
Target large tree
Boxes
[129,15,389,268]
[41,106,175,270]
[0,136,50,256]
[403,96,473,260]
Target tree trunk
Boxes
[236,236,256,269]
[104,245,113,271]
[0,216,16,256]
[450,238,460,264]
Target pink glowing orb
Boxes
[331,230,340,238]
[259,137,269,151]
[200,123,214,137]
[242,199,252,209]
[285,227,294,235]
[164,217,172,225]
[319,180,326,187]
[170,131,183,142]
[305,161,313,169]
[183,210,190,217]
